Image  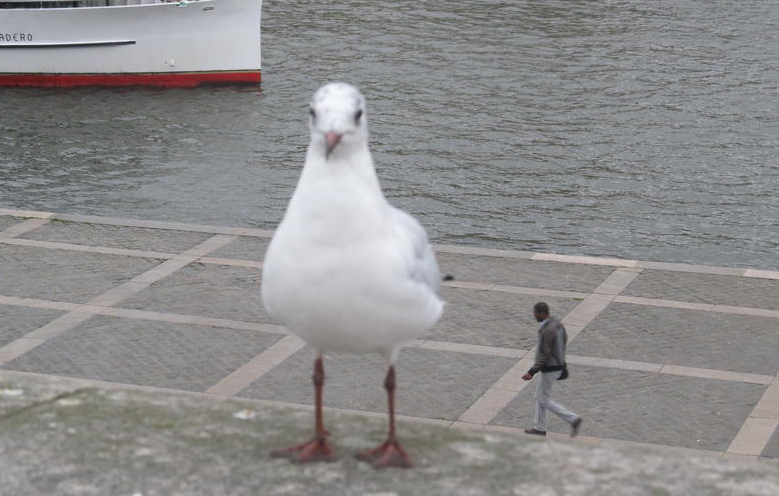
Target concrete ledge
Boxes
[0,371,777,496]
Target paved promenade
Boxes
[1,206,779,463]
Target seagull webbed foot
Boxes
[271,435,336,463]
[355,438,413,469]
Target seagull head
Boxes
[309,82,368,160]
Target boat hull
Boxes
[0,0,261,87]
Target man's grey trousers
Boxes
[534,370,579,431]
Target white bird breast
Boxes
[261,228,443,358]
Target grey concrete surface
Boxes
[624,270,779,310]
[569,303,779,375]
[437,252,614,292]
[119,262,270,323]
[0,244,161,303]
[239,346,517,420]
[20,220,213,253]
[0,215,24,232]
[2,316,283,392]
[490,365,767,452]
[207,236,270,262]
[0,305,66,348]
[0,372,778,496]
[429,287,579,348]
[1,208,779,472]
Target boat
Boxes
[0,0,261,87]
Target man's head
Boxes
[533,302,550,322]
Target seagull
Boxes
[261,82,444,468]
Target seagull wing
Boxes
[389,206,442,297]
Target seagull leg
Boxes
[356,366,413,468]
[271,356,336,462]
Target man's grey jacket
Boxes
[528,317,567,376]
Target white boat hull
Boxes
[0,0,261,87]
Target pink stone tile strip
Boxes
[0,234,240,365]
[613,296,715,312]
[727,418,779,456]
[431,244,536,259]
[0,237,176,260]
[0,218,50,239]
[592,268,642,295]
[416,340,528,359]
[0,295,79,312]
[206,335,307,396]
[51,212,273,238]
[744,269,779,280]
[0,208,53,219]
[726,384,779,456]
[659,365,774,386]
[637,261,746,276]
[532,253,639,268]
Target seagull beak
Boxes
[325,132,342,158]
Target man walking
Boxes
[522,302,583,437]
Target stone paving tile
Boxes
[120,262,270,323]
[624,270,779,311]
[0,215,24,232]
[239,346,517,421]
[0,315,282,392]
[491,365,766,451]
[429,287,580,348]
[207,236,270,262]
[436,252,614,292]
[19,220,212,254]
[762,425,779,459]
[569,303,779,376]
[0,245,161,303]
[0,304,65,348]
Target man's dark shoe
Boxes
[571,417,583,438]
[524,428,547,436]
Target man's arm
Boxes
[526,327,556,377]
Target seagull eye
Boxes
[354,109,363,123]
[309,108,316,120]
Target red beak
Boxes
[325,132,342,158]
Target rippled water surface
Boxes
[1,0,778,269]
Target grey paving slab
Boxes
[569,303,779,376]
[0,304,65,348]
[436,252,614,292]
[207,236,270,262]
[0,245,161,303]
[429,287,579,348]
[624,270,779,311]
[491,366,766,451]
[19,220,212,254]
[763,425,779,459]
[120,262,270,323]
[239,346,516,421]
[0,215,24,232]
[0,315,282,392]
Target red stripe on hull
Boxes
[0,71,261,88]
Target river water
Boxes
[1,0,777,269]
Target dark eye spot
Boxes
[309,108,316,120]
[354,109,363,123]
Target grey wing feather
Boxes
[390,206,442,296]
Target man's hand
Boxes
[522,373,533,381]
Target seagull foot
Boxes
[355,439,413,469]
[271,436,337,463]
